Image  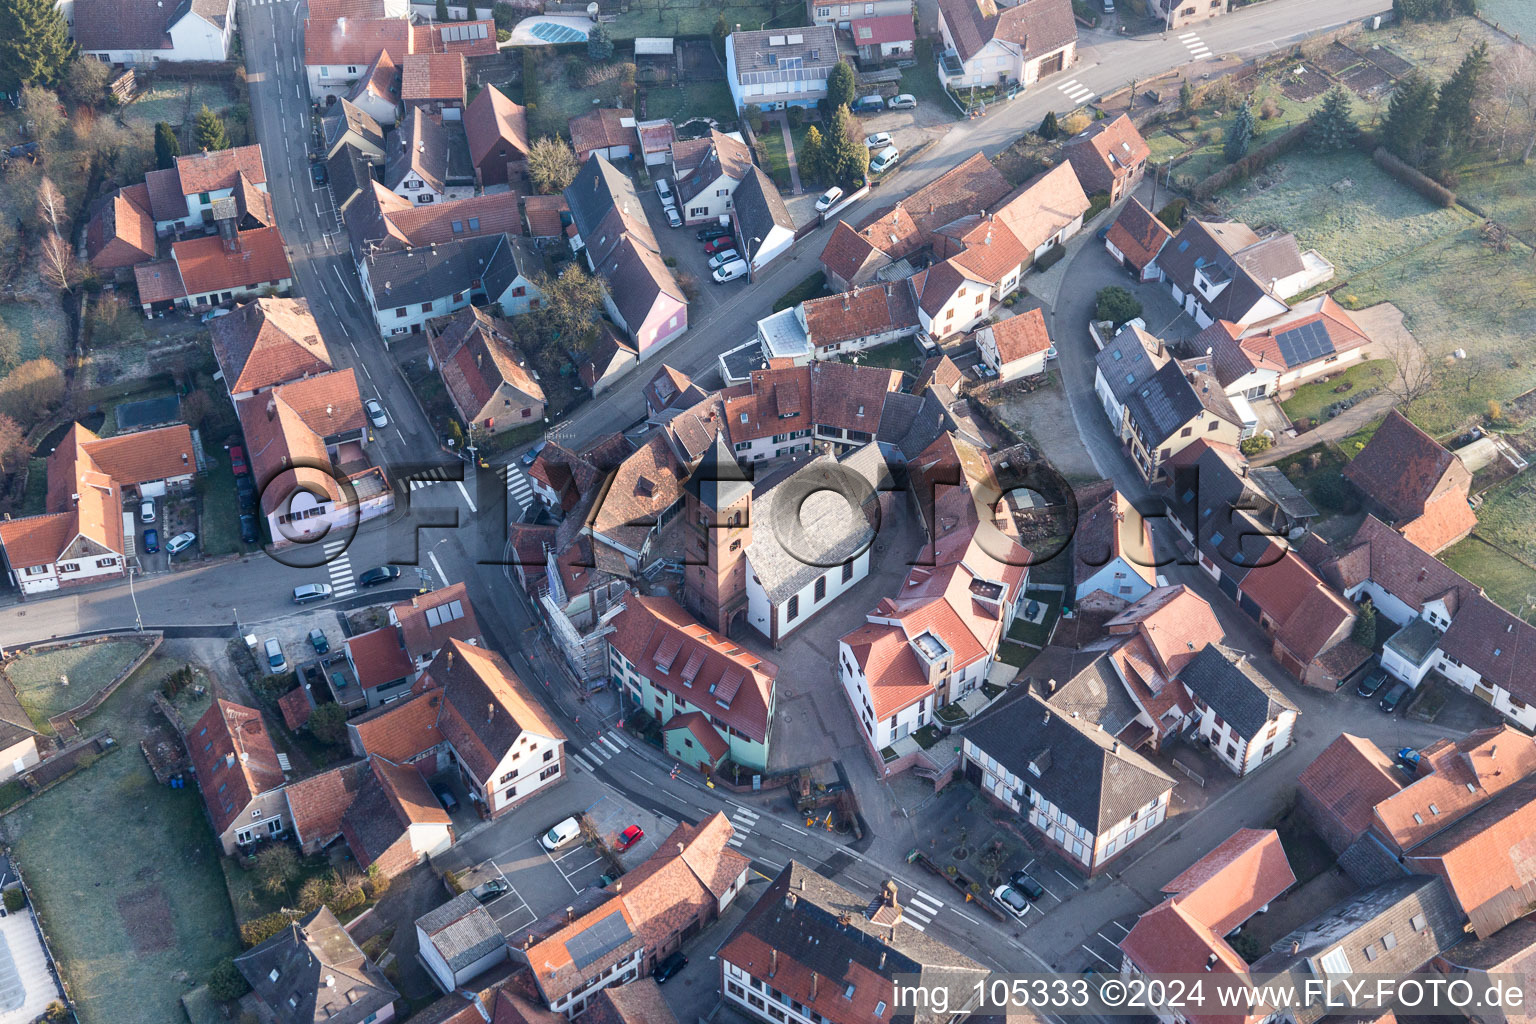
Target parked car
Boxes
[1356,668,1389,698]
[541,816,581,851]
[1103,0,1114,11]
[815,187,844,213]
[1380,681,1411,713]
[870,145,900,174]
[308,628,330,655]
[311,163,328,184]
[521,440,548,466]
[597,871,620,888]
[433,786,460,813]
[655,178,674,204]
[864,132,892,149]
[652,951,688,984]
[292,583,333,604]
[887,93,918,109]
[1396,746,1422,770]
[663,205,682,228]
[992,883,1030,920]
[616,825,645,851]
[166,531,196,555]
[707,249,741,271]
[471,879,510,903]
[853,94,885,113]
[142,528,159,553]
[139,499,156,524]
[1008,872,1046,900]
[696,224,732,242]
[199,308,231,323]
[365,399,388,429]
[239,514,258,545]
[229,445,248,476]
[264,638,287,674]
[358,565,401,587]
[703,236,736,256]
[711,259,749,283]
[236,474,256,511]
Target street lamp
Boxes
[127,566,143,633]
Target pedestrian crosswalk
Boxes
[409,465,458,491]
[1180,31,1211,61]
[246,0,291,6]
[1056,78,1096,105]
[324,539,356,598]
[569,729,628,773]
[505,465,534,514]
[727,806,759,847]
[902,888,945,933]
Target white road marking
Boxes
[598,734,621,754]
[395,427,405,445]
[455,480,477,513]
[904,918,926,932]
[571,752,595,772]
[427,550,450,586]
[608,732,628,748]
[781,824,808,836]
[1085,945,1118,969]
[1054,869,1081,890]
[359,362,372,380]
[727,837,744,847]
[904,906,933,925]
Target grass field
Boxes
[758,126,791,189]
[846,336,923,373]
[643,82,735,124]
[1481,0,1536,42]
[1455,473,1536,568]
[197,459,242,557]
[900,40,956,119]
[1280,359,1392,424]
[3,639,154,734]
[609,0,785,40]
[1442,536,1536,624]
[1218,149,1467,278]
[5,654,239,1024]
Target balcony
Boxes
[937,47,965,85]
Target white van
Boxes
[541,816,582,850]
[712,259,749,283]
[870,145,900,174]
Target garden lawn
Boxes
[4,655,239,1024]
[21,459,47,516]
[643,82,735,124]
[1280,359,1392,424]
[846,337,923,373]
[773,271,829,312]
[1453,475,1536,570]
[758,127,791,190]
[1480,0,1536,41]
[608,0,784,39]
[3,639,154,734]
[899,40,955,117]
[1442,536,1536,625]
[198,458,242,556]
[1218,149,1467,278]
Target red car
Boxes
[703,237,737,256]
[229,445,249,476]
[616,825,645,851]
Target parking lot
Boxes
[641,188,744,318]
[436,773,677,941]
[1078,912,1141,972]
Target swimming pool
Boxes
[529,21,588,42]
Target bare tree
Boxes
[0,322,21,372]
[0,415,25,476]
[1377,325,1437,408]
[1481,46,1536,162]
[0,359,65,428]
[37,177,67,235]
[19,86,65,147]
[37,232,78,293]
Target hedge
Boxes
[1191,119,1311,200]
[1371,146,1456,208]
[1085,192,1111,222]
[1034,244,1066,272]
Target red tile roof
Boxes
[1297,734,1406,846]
[413,20,499,57]
[522,194,568,238]
[386,191,525,245]
[606,595,777,744]
[392,581,482,661]
[1064,114,1151,193]
[349,689,445,763]
[210,297,333,394]
[278,685,315,730]
[1400,488,1478,555]
[236,390,342,516]
[988,306,1052,364]
[424,640,566,784]
[85,185,156,270]
[1105,585,1224,677]
[285,759,369,848]
[348,625,416,690]
[1105,198,1172,271]
[664,711,728,762]
[801,283,920,349]
[993,161,1091,253]
[428,307,545,423]
[849,13,914,44]
[841,622,930,717]
[135,259,186,304]
[1344,410,1471,524]
[570,108,636,158]
[187,699,285,835]
[1373,726,1536,853]
[401,52,466,102]
[935,214,1027,285]
[0,514,78,570]
[172,227,292,296]
[1239,544,1356,664]
[1160,828,1295,936]
[304,17,411,67]
[176,145,268,194]
[464,83,531,168]
[1403,776,1536,937]
[1120,900,1255,1024]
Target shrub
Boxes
[1488,399,1503,422]
[1352,597,1377,648]
[1062,112,1091,135]
[496,29,510,42]
[1095,285,1142,328]
[1258,96,1281,120]
[1312,474,1360,514]
[364,864,391,900]
[492,1,515,27]
[2,888,24,912]
[1372,146,1455,207]
[1239,435,1272,456]
[663,255,677,267]
[786,105,804,128]
[297,876,331,913]
[1085,192,1111,222]
[326,870,367,915]
[241,912,298,948]
[1034,244,1066,272]
[207,959,250,1001]
[307,701,349,746]
[255,844,300,896]
[1156,198,1187,229]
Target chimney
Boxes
[677,842,685,854]
[266,397,277,421]
[1240,464,1248,477]
[1290,940,1300,954]
[810,972,818,1000]
[326,403,334,417]
[785,892,798,911]
[566,906,575,923]
[879,951,887,970]
[447,648,454,669]
[1112,741,1120,753]
[1205,953,1218,971]
[225,753,235,768]
[487,702,495,724]
[770,949,778,977]
[1042,710,1050,725]
[1047,679,1057,694]
[614,880,622,893]
[324,975,335,988]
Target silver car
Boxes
[365,399,388,428]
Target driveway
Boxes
[643,189,731,318]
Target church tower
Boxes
[682,433,753,634]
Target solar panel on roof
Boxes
[565,912,634,969]
[1273,319,1335,367]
